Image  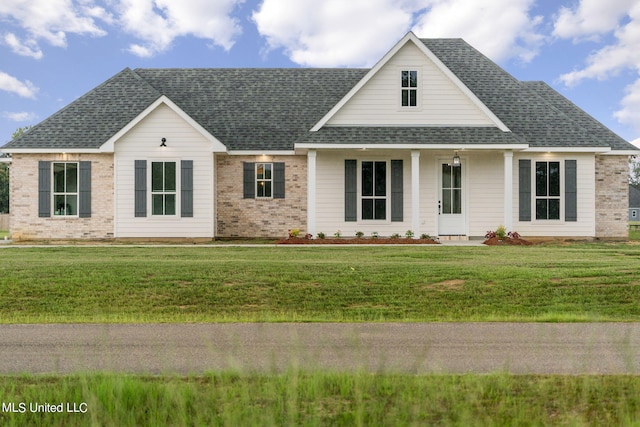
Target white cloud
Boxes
[0,72,38,98]
[0,0,109,51]
[252,0,416,67]
[116,0,244,57]
[3,33,43,59]
[1,111,38,122]
[556,0,640,86]
[412,0,545,63]
[553,0,635,40]
[614,79,640,133]
[253,0,544,67]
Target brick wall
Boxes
[10,154,114,240]
[595,155,629,239]
[216,155,307,238]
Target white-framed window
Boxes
[401,70,418,107]
[151,161,177,216]
[256,163,273,198]
[535,161,561,220]
[361,161,387,220]
[53,162,78,216]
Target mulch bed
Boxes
[483,236,533,246]
[277,237,440,244]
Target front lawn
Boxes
[1,245,639,323]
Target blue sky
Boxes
[1,0,639,146]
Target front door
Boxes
[438,161,466,235]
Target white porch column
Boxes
[411,150,420,238]
[307,150,317,237]
[504,151,513,230]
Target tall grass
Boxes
[1,245,640,322]
[1,372,640,426]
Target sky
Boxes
[1,0,639,147]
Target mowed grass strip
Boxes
[1,372,640,426]
[1,244,640,322]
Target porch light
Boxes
[452,151,461,167]
[160,138,167,147]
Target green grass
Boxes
[0,372,639,426]
[1,244,640,322]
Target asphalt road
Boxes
[1,323,638,375]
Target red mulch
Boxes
[277,237,439,244]
[483,236,533,246]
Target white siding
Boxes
[316,151,412,237]
[114,104,214,238]
[314,150,598,239]
[513,153,596,237]
[327,43,495,127]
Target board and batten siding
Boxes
[513,153,596,237]
[326,42,495,127]
[114,104,214,238]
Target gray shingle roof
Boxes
[3,68,162,150]
[420,38,635,150]
[2,38,636,152]
[297,126,523,146]
[134,68,367,151]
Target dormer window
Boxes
[401,70,417,107]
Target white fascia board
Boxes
[1,148,102,154]
[99,95,227,153]
[523,147,611,153]
[295,143,529,150]
[310,32,511,133]
[601,150,640,156]
[0,157,11,163]
[227,150,297,156]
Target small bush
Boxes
[405,230,414,239]
[355,231,364,238]
[317,232,326,239]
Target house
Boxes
[630,186,640,221]
[2,32,638,241]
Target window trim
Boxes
[359,160,390,222]
[149,160,179,217]
[533,160,563,222]
[52,162,79,217]
[256,162,273,199]
[399,68,421,110]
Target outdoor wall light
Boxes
[452,151,461,167]
[160,138,167,147]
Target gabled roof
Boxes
[2,35,636,153]
[134,68,367,151]
[3,68,162,150]
[421,39,634,151]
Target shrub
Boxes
[390,233,401,239]
[496,225,507,240]
[288,228,300,238]
[333,230,342,238]
[317,232,326,239]
[405,230,414,239]
[420,233,431,240]
[371,232,379,239]
[355,231,364,238]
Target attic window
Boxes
[401,70,417,107]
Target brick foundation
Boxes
[216,155,307,238]
[10,154,114,240]
[595,155,629,239]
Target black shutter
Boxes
[345,160,357,222]
[243,162,255,199]
[134,160,147,217]
[78,161,91,218]
[565,160,577,222]
[519,159,531,221]
[38,161,51,218]
[391,159,403,222]
[181,160,193,217]
[273,162,285,199]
